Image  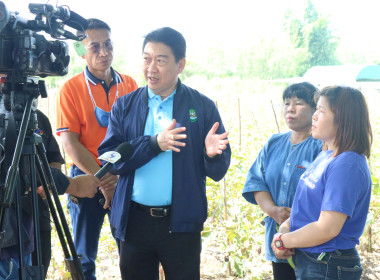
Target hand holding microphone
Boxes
[67,174,100,198]
[95,142,134,208]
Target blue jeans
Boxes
[294,248,362,280]
[68,165,112,280]
[0,255,31,280]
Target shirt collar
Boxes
[84,66,122,86]
[147,87,176,101]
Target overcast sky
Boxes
[3,0,380,76]
[5,0,380,48]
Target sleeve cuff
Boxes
[204,148,221,162]
[149,134,164,154]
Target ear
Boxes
[178,58,186,74]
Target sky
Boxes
[3,0,380,67]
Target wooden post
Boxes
[271,99,280,133]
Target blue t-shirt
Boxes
[242,132,322,262]
[291,150,372,253]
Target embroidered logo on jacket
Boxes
[35,128,44,136]
[189,109,197,122]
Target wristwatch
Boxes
[274,233,286,250]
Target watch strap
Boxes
[274,233,286,250]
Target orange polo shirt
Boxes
[56,69,138,165]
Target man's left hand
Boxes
[205,122,229,158]
[99,173,119,191]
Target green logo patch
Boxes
[189,109,197,122]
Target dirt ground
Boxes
[199,240,380,279]
[51,216,380,279]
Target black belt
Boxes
[131,200,171,217]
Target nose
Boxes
[99,45,108,56]
[312,110,318,121]
[287,103,295,113]
[147,60,158,72]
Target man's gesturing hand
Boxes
[205,122,229,158]
[157,119,187,152]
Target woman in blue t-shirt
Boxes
[243,82,322,280]
[271,86,372,280]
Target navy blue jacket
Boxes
[98,80,231,241]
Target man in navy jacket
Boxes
[98,27,231,280]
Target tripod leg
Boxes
[35,143,85,280]
[28,153,45,279]
[15,177,27,279]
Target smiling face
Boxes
[312,96,338,150]
[82,29,113,76]
[283,96,314,133]
[142,42,185,99]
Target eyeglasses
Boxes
[86,41,114,53]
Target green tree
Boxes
[284,0,339,76]
[235,38,298,80]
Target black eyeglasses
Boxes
[86,41,114,53]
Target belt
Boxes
[131,200,171,217]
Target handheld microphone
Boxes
[96,142,134,207]
[95,142,134,179]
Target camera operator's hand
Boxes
[35,162,63,200]
[99,173,118,209]
[37,186,47,200]
[66,174,100,198]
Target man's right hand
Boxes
[66,174,100,198]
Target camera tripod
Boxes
[0,76,85,279]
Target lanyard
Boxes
[84,71,119,110]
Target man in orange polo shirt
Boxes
[56,18,137,280]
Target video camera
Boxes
[0,0,88,190]
[0,1,88,78]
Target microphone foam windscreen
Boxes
[116,142,134,162]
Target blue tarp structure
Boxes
[356,65,380,82]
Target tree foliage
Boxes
[284,0,340,76]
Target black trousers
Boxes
[118,203,201,280]
[272,261,296,280]
[31,229,51,279]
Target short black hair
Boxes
[142,27,186,62]
[77,18,111,36]
[86,18,111,31]
[282,82,318,108]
